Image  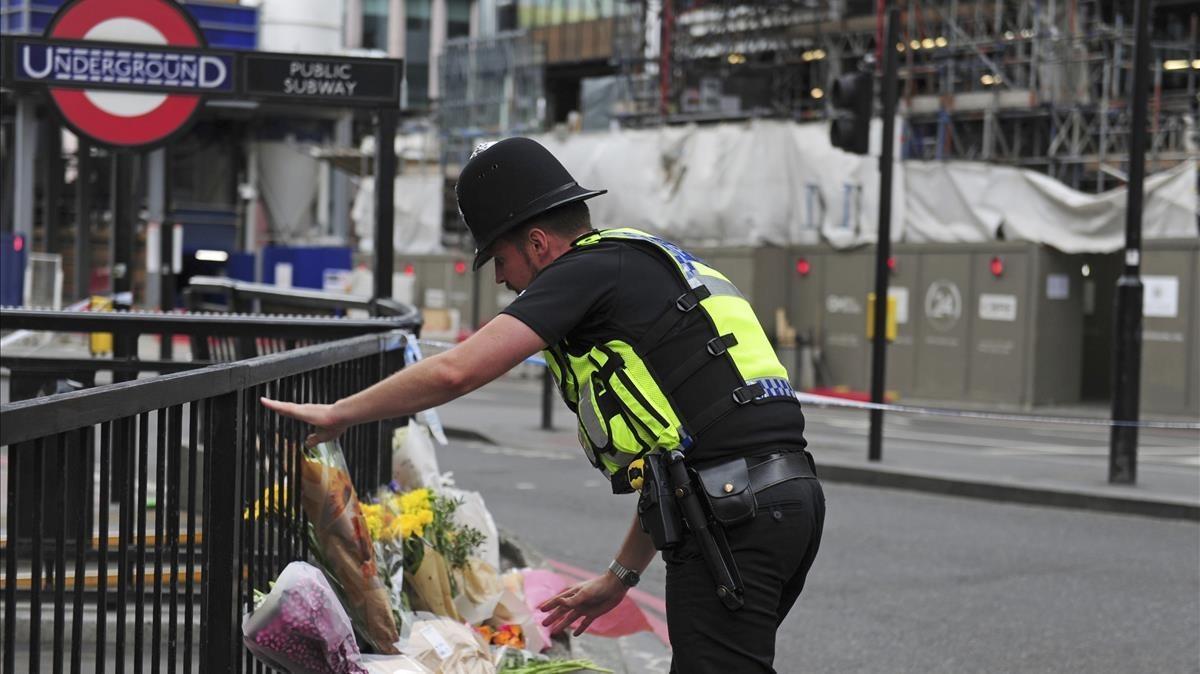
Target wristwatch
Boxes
[608,559,641,588]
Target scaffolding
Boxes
[605,0,1199,193]
[438,31,546,242]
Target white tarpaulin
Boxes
[533,119,898,249]
[523,120,1197,253]
[904,159,1198,252]
[352,173,444,254]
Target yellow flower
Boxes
[360,503,386,540]
[399,488,431,515]
[416,508,434,527]
[383,517,407,541]
[399,512,425,538]
[242,483,288,521]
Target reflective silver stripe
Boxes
[696,274,744,300]
[606,449,638,469]
[578,382,609,450]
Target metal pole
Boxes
[41,118,62,254]
[541,366,554,430]
[111,152,134,303]
[1109,0,1150,485]
[470,259,482,330]
[868,5,900,463]
[73,140,92,301]
[660,0,673,118]
[373,108,397,304]
[13,97,38,246]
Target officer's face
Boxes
[491,239,538,293]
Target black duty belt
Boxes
[747,451,817,493]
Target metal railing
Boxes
[183,276,420,324]
[1,330,408,672]
[1,307,421,399]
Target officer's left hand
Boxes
[537,573,628,637]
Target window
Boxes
[363,0,389,50]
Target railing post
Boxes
[201,388,245,673]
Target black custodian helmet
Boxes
[456,137,606,270]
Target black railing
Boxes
[1,308,421,400]
[1,330,408,672]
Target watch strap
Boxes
[608,559,640,588]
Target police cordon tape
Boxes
[414,338,1200,432]
[794,393,1200,431]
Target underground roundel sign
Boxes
[32,0,225,148]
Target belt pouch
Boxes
[637,453,684,550]
[694,457,757,527]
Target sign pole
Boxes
[1109,0,1150,485]
[373,107,397,305]
[111,152,134,304]
[868,5,899,463]
[73,139,92,301]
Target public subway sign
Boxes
[242,54,404,105]
[0,0,402,149]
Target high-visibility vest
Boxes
[542,228,798,484]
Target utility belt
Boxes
[634,449,818,611]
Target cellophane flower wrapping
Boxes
[242,561,367,674]
[302,441,401,653]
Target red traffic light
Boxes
[989,256,1004,277]
[453,260,467,275]
[403,264,415,275]
[886,256,896,272]
[12,235,23,252]
[795,258,812,276]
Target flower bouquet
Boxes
[243,561,367,674]
[244,561,433,674]
[361,484,488,621]
[301,441,401,653]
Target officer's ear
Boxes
[526,226,551,256]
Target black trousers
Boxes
[664,470,825,673]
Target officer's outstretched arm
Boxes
[261,314,545,446]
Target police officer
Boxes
[262,137,824,673]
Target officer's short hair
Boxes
[504,202,591,246]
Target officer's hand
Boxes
[260,398,347,448]
[537,573,627,637]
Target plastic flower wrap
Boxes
[242,561,368,674]
[302,441,401,654]
[360,482,417,626]
[365,484,488,622]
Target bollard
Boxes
[541,367,554,430]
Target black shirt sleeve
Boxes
[499,246,619,345]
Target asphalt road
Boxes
[437,394,1200,673]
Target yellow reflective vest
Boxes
[541,229,798,484]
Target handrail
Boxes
[0,306,417,338]
[0,331,404,445]
[185,275,422,325]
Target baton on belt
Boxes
[665,450,744,611]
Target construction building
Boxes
[440,0,1198,194]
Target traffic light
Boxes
[829,71,873,154]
